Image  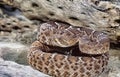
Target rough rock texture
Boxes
[0,58,50,77]
[0,16,37,44]
[2,0,120,43]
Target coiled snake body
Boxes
[28,21,109,77]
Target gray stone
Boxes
[0,42,28,65]
[108,56,120,77]
[0,59,50,77]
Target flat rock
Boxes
[108,56,120,77]
[0,59,50,77]
[0,42,28,65]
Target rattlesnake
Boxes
[28,21,109,77]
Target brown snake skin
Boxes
[28,21,109,77]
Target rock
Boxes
[0,8,4,17]
[0,42,28,65]
[108,56,120,77]
[0,16,35,33]
[0,16,38,44]
[1,0,120,43]
[0,4,38,44]
[0,59,50,77]
[0,42,51,77]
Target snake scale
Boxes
[28,21,109,77]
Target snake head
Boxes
[38,21,80,47]
[79,31,110,55]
